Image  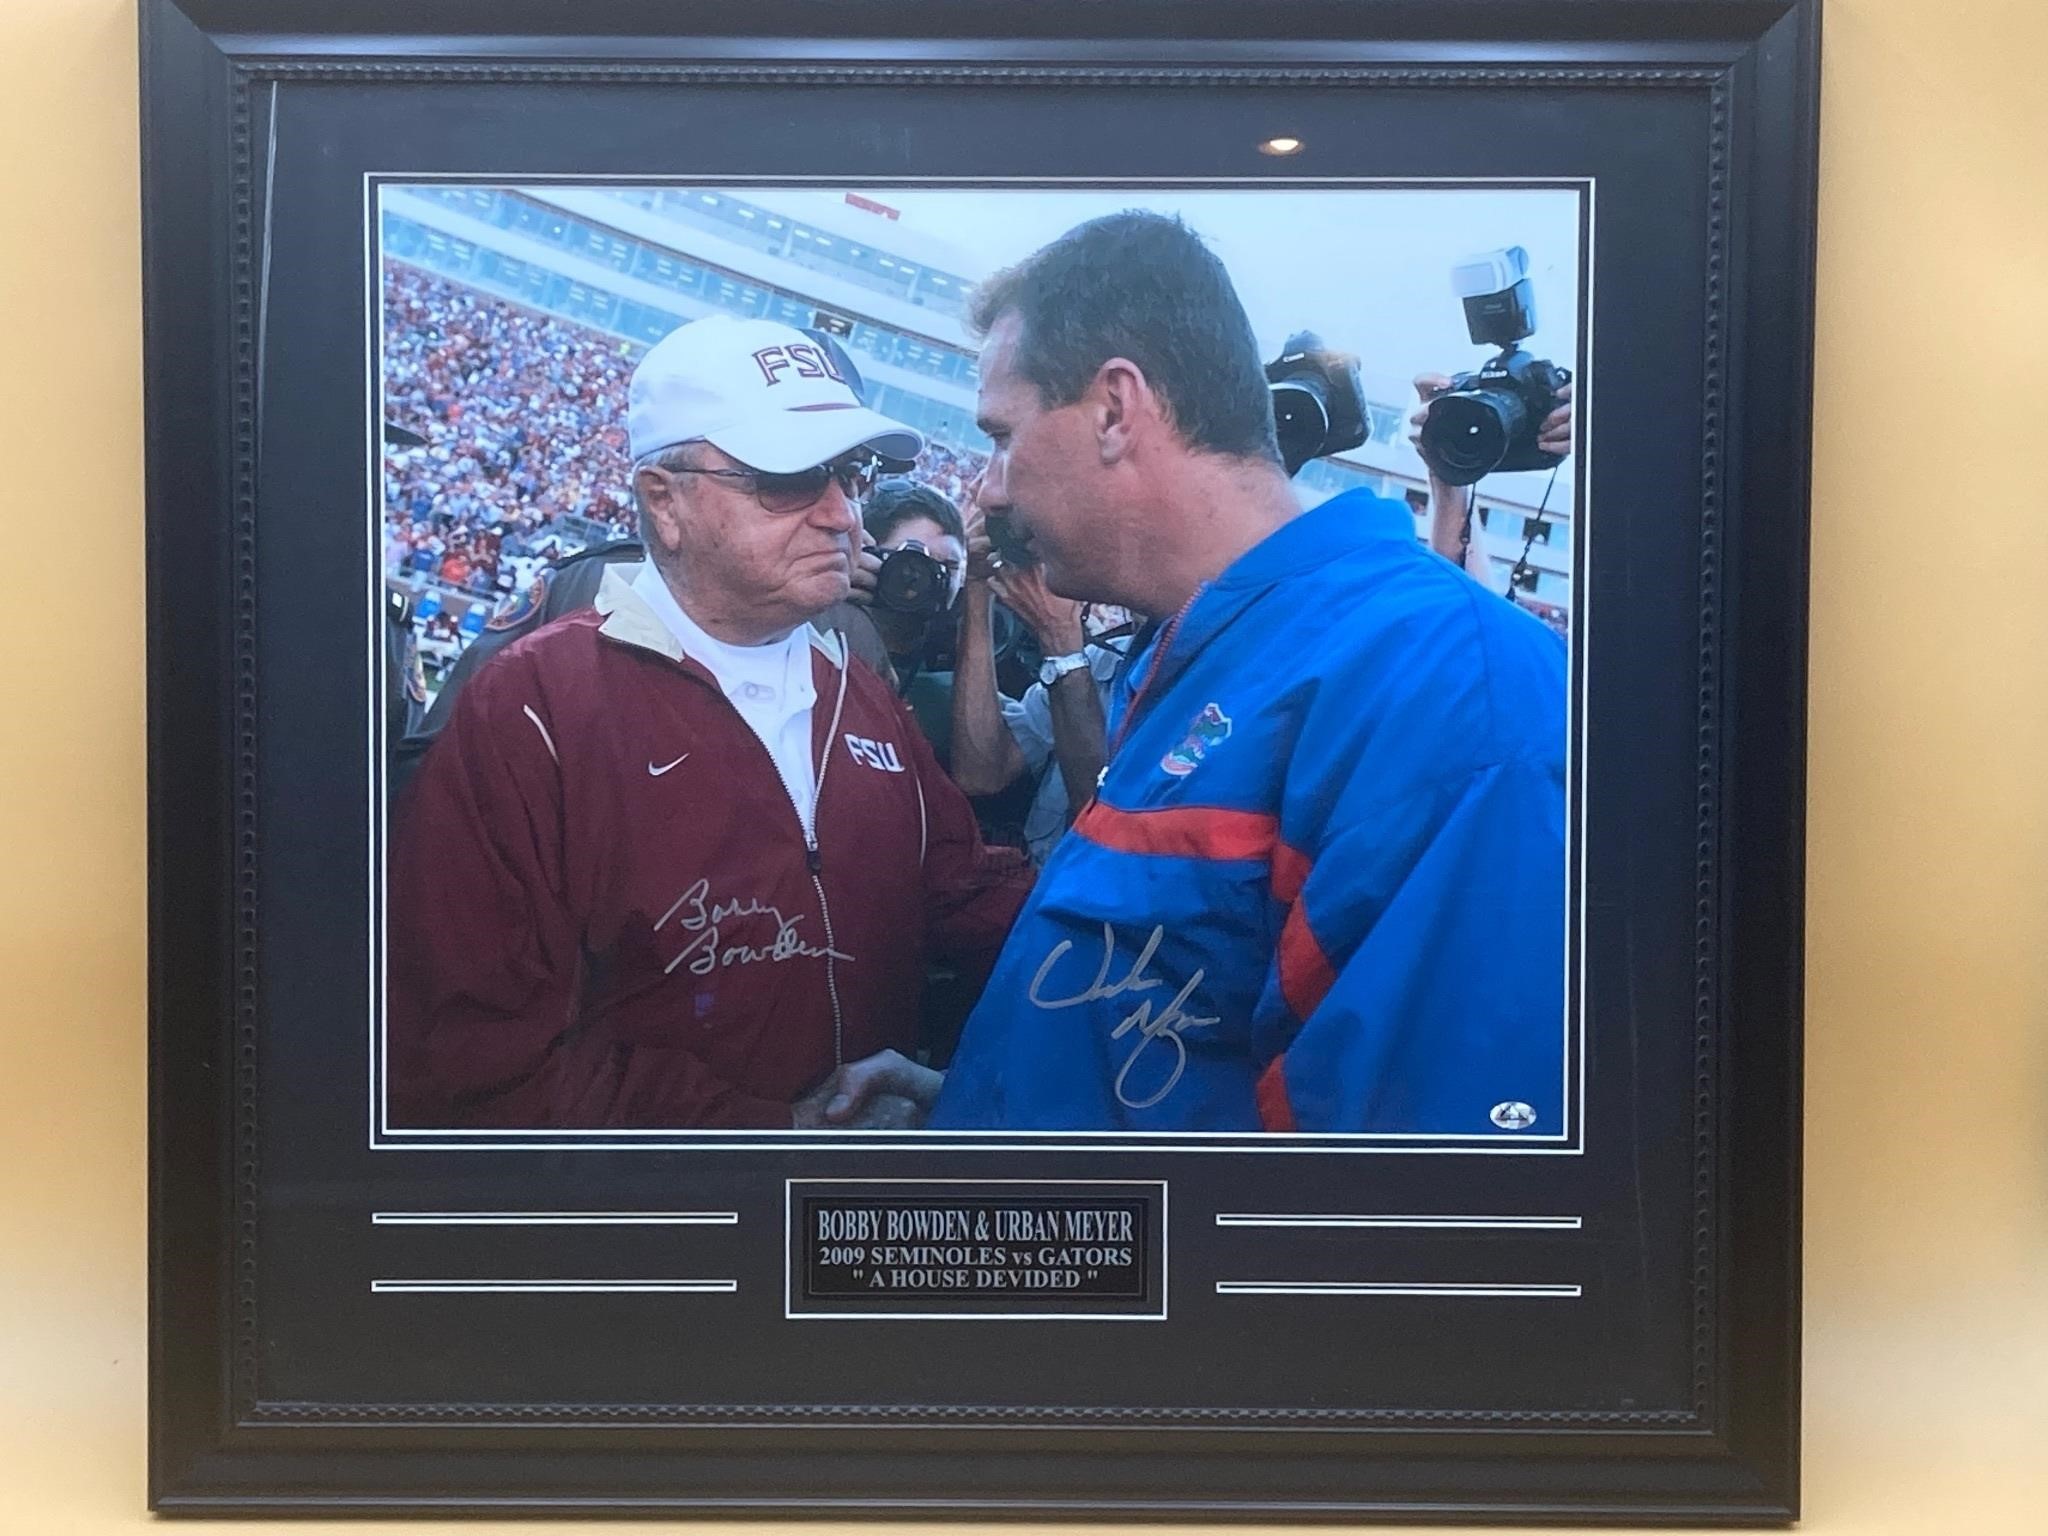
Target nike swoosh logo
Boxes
[648,754,689,776]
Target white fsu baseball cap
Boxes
[627,314,925,472]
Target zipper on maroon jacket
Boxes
[664,635,855,1069]
[758,654,851,1068]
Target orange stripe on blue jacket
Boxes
[929,489,1569,1134]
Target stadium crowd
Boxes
[382,262,992,619]
[910,442,984,509]
[382,263,641,598]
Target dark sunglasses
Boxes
[664,450,882,515]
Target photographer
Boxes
[852,479,968,683]
[949,488,1124,866]
[845,478,969,761]
[1404,246,1576,595]
[1411,373,1574,587]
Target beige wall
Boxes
[3,0,2043,1529]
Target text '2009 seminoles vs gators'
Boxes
[797,1191,1163,1315]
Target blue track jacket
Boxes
[930,489,1569,1134]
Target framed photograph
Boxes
[145,0,1816,1521]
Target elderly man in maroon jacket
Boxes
[388,315,1031,1130]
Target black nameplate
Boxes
[787,1180,1166,1319]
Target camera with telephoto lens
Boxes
[872,539,955,618]
[1416,246,1572,488]
[1264,330,1369,477]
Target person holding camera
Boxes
[844,478,969,762]
[1411,374,1574,584]
[387,313,1031,1130]
[832,210,1570,1134]
[1404,245,1576,594]
[948,488,1124,866]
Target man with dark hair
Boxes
[843,210,1569,1134]
[964,211,1282,466]
[864,477,968,552]
[853,479,967,684]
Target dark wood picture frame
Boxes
[144,0,1815,1521]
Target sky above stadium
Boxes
[780,185,1584,400]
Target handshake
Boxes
[792,1048,944,1131]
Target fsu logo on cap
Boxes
[750,342,849,388]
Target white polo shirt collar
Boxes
[626,562,819,817]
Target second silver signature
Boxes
[1027,922,1219,1109]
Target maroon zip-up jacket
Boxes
[387,569,1031,1129]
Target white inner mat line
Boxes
[1215,1214,1581,1230]
[372,1279,739,1294]
[372,1211,739,1226]
[1216,1281,1581,1298]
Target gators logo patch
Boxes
[1161,702,1232,778]
[485,570,552,632]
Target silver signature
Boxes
[1028,922,1219,1109]
[656,877,852,978]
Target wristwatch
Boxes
[1038,649,1089,687]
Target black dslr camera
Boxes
[1264,331,1369,477]
[1416,247,1572,488]
[872,539,954,618]
[864,478,963,620]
